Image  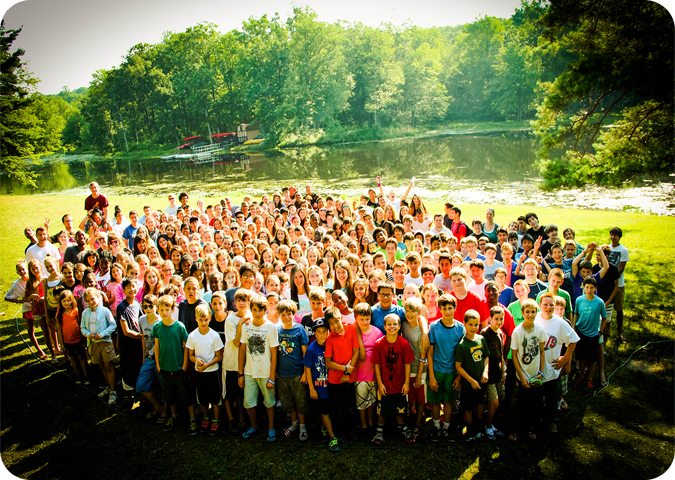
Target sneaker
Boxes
[84,379,91,386]
[156,416,168,425]
[403,429,415,445]
[493,427,505,437]
[438,427,449,440]
[371,432,384,446]
[412,426,421,439]
[431,427,441,442]
[201,418,210,431]
[486,426,496,441]
[97,387,110,398]
[298,431,309,442]
[163,416,176,431]
[328,437,340,453]
[189,420,199,436]
[209,421,219,436]
[108,391,117,405]
[75,379,82,385]
[548,423,558,434]
[473,432,484,441]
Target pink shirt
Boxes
[354,326,384,382]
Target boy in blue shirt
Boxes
[427,293,465,440]
[276,300,309,440]
[371,283,406,333]
[574,277,607,391]
[303,318,340,452]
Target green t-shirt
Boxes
[536,288,572,318]
[152,320,188,372]
[455,334,490,385]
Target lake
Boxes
[2,133,673,215]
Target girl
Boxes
[224,267,240,290]
[421,283,442,322]
[25,259,54,360]
[366,270,385,306]
[5,260,47,359]
[53,230,71,265]
[57,290,89,384]
[351,276,369,308]
[333,259,355,304]
[216,251,230,274]
[136,254,150,282]
[307,265,325,288]
[83,250,99,273]
[105,262,124,314]
[289,265,311,319]
[137,266,163,302]
[156,234,172,260]
[43,256,63,357]
[482,208,499,244]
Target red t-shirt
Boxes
[84,194,109,212]
[325,324,359,384]
[454,290,488,324]
[373,335,414,394]
[62,308,82,344]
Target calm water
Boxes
[2,134,673,215]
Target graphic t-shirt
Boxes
[277,323,309,377]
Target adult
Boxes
[61,214,76,240]
[84,182,109,222]
[63,230,89,264]
[165,194,179,216]
[482,208,499,244]
[608,227,629,342]
[25,227,60,275]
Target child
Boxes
[455,309,490,442]
[303,318,340,452]
[80,287,117,404]
[353,303,383,438]
[223,289,251,432]
[187,304,224,435]
[5,259,48,359]
[117,278,143,399]
[238,295,279,442]
[372,313,415,446]
[136,294,164,421]
[511,298,547,440]
[301,287,326,342]
[574,277,607,391]
[57,290,89,384]
[265,292,280,324]
[427,293,465,440]
[324,306,360,441]
[276,300,310,440]
[179,276,208,333]
[481,306,506,440]
[153,295,197,434]
[401,297,429,438]
[43,256,64,357]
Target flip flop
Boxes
[242,427,257,440]
[267,429,277,443]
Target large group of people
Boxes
[5,178,629,450]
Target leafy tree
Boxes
[0,21,38,187]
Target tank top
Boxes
[46,279,62,310]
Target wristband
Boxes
[419,359,428,364]
[267,378,275,385]
[238,373,244,378]
[537,370,545,377]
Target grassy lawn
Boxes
[0,192,673,479]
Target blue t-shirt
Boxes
[428,319,466,375]
[371,304,406,334]
[303,340,329,399]
[574,295,606,337]
[277,323,309,377]
[122,224,139,250]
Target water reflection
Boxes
[1,134,672,215]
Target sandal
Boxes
[283,426,296,438]
[267,429,277,443]
[528,431,537,440]
[299,431,309,442]
[242,427,257,440]
[38,354,49,361]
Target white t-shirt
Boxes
[609,244,629,287]
[25,242,61,276]
[404,274,424,287]
[6,278,30,313]
[186,327,224,373]
[240,320,279,378]
[535,314,580,381]
[223,311,244,372]
[511,322,548,380]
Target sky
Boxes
[2,0,524,94]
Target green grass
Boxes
[1,192,673,479]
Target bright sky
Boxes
[2,0,523,94]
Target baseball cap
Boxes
[312,318,328,331]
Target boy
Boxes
[136,295,164,420]
[325,306,360,441]
[80,287,117,404]
[238,295,279,442]
[301,287,326,342]
[371,283,406,334]
[353,303,383,438]
[449,267,488,325]
[187,304,224,435]
[401,297,429,438]
[392,260,407,305]
[427,294,465,440]
[403,252,423,286]
[483,243,504,281]
[481,306,506,440]
[117,278,143,401]
[276,300,310,440]
[303,318,340,452]
[153,295,197,434]
[455,309,490,442]
[536,268,573,324]
[536,293,578,433]
[179,277,208,333]
[223,288,251,432]
[574,278,606,391]
[608,227,628,342]
[372,313,415,446]
[511,298,547,440]
[467,260,487,301]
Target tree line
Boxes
[1,0,672,188]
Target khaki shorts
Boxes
[89,341,116,365]
[486,382,504,402]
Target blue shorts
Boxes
[136,358,158,393]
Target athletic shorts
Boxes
[277,376,308,415]
[310,398,330,415]
[576,332,600,362]
[377,393,407,419]
[243,375,276,409]
[63,341,86,359]
[355,381,376,411]
[89,341,116,365]
[223,370,242,401]
[427,371,457,404]
[136,358,158,393]
[196,370,222,406]
[407,375,425,405]
[158,369,195,406]
[460,382,487,411]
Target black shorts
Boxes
[576,332,600,362]
[224,370,243,401]
[459,382,487,411]
[310,397,331,415]
[196,370,222,406]
[377,393,407,419]
[158,369,195,406]
[63,341,86,359]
